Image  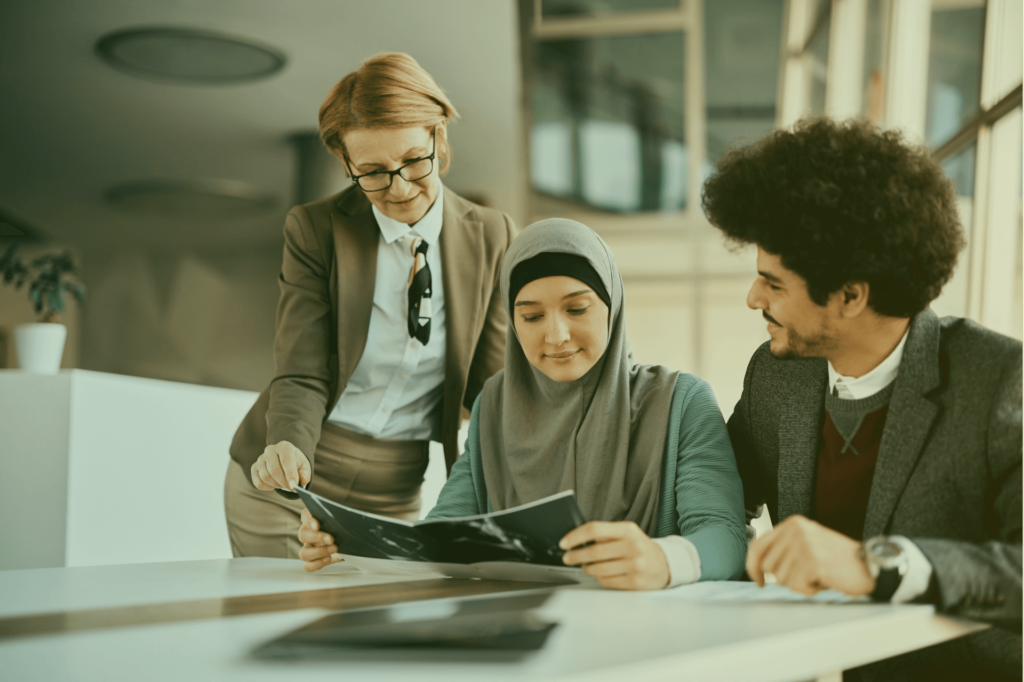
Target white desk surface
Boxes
[0,557,421,617]
[0,558,986,682]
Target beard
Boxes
[769,323,838,359]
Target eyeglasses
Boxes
[343,128,436,192]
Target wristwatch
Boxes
[860,536,909,602]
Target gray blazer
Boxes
[728,309,1021,678]
[231,186,515,478]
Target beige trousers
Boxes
[224,422,430,559]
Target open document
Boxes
[296,488,596,585]
[647,581,868,603]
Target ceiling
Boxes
[0,0,524,251]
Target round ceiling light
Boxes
[104,179,278,218]
[95,27,286,83]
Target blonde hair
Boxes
[319,52,460,175]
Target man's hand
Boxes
[298,507,343,572]
[746,515,875,596]
[560,521,670,591]
[250,441,311,492]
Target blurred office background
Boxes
[1,0,1021,569]
[0,0,1020,417]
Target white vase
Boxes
[14,323,67,374]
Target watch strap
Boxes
[871,566,904,602]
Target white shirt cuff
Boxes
[653,535,702,588]
[889,535,933,603]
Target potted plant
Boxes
[1,245,85,374]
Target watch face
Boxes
[872,540,902,559]
[866,537,905,570]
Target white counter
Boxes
[0,370,452,571]
[0,370,257,569]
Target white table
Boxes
[0,558,986,682]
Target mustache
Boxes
[763,312,781,327]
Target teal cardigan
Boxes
[426,374,747,581]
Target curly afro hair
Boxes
[701,117,966,318]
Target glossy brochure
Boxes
[296,487,594,584]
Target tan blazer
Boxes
[230,185,516,481]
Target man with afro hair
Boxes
[703,117,1020,680]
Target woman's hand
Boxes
[250,441,311,491]
[559,521,670,590]
[298,507,343,572]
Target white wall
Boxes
[80,244,281,391]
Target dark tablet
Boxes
[253,589,558,661]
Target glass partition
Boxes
[531,31,687,213]
[704,0,784,164]
[930,142,977,319]
[805,4,830,116]
[861,0,888,122]
[925,4,986,148]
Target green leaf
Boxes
[48,290,63,313]
[0,245,16,269]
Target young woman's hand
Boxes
[298,507,343,572]
[250,441,311,491]
[559,521,670,590]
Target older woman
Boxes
[299,219,747,588]
[225,53,515,560]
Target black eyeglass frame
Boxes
[342,128,437,192]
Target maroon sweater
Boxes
[813,383,896,540]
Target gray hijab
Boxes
[479,218,680,535]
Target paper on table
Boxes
[647,581,868,604]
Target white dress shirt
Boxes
[326,187,447,442]
[827,330,908,400]
[826,329,932,603]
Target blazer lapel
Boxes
[331,190,379,394]
[863,310,941,538]
[439,189,484,442]
[776,360,828,521]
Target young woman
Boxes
[225,53,515,560]
[299,219,746,589]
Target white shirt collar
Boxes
[371,181,444,246]
[827,329,909,400]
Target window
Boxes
[925,4,985,148]
[778,0,1022,339]
[531,32,687,213]
[522,0,785,410]
[861,0,889,122]
[705,0,784,165]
